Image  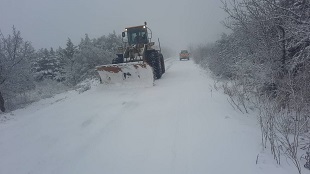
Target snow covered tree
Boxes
[192,1,310,172]
[62,38,78,86]
[0,26,35,110]
[93,31,122,63]
[61,33,122,86]
[53,47,66,82]
[33,48,59,81]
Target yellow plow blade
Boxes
[96,62,154,87]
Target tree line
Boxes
[192,0,310,173]
[0,27,122,111]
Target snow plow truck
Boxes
[96,22,165,86]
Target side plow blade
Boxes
[96,62,154,87]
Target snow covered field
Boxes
[0,58,299,174]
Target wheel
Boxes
[112,55,123,64]
[148,52,162,79]
[159,53,165,74]
[112,58,119,64]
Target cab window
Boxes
[127,28,148,45]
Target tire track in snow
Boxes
[164,57,176,71]
[170,106,193,174]
[170,112,181,174]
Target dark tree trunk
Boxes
[0,91,5,112]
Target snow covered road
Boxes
[0,58,296,174]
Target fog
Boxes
[0,0,228,52]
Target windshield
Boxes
[127,28,148,45]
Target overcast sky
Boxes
[1,0,228,52]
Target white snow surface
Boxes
[0,58,299,174]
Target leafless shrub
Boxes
[192,0,310,172]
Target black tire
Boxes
[149,51,162,79]
[112,55,124,64]
[112,58,119,64]
[159,53,165,74]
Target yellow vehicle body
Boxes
[96,22,165,87]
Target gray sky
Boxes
[0,0,228,52]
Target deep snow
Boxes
[0,58,300,174]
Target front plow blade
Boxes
[96,62,154,87]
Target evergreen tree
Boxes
[63,38,78,85]
[33,48,58,81]
[54,47,66,82]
